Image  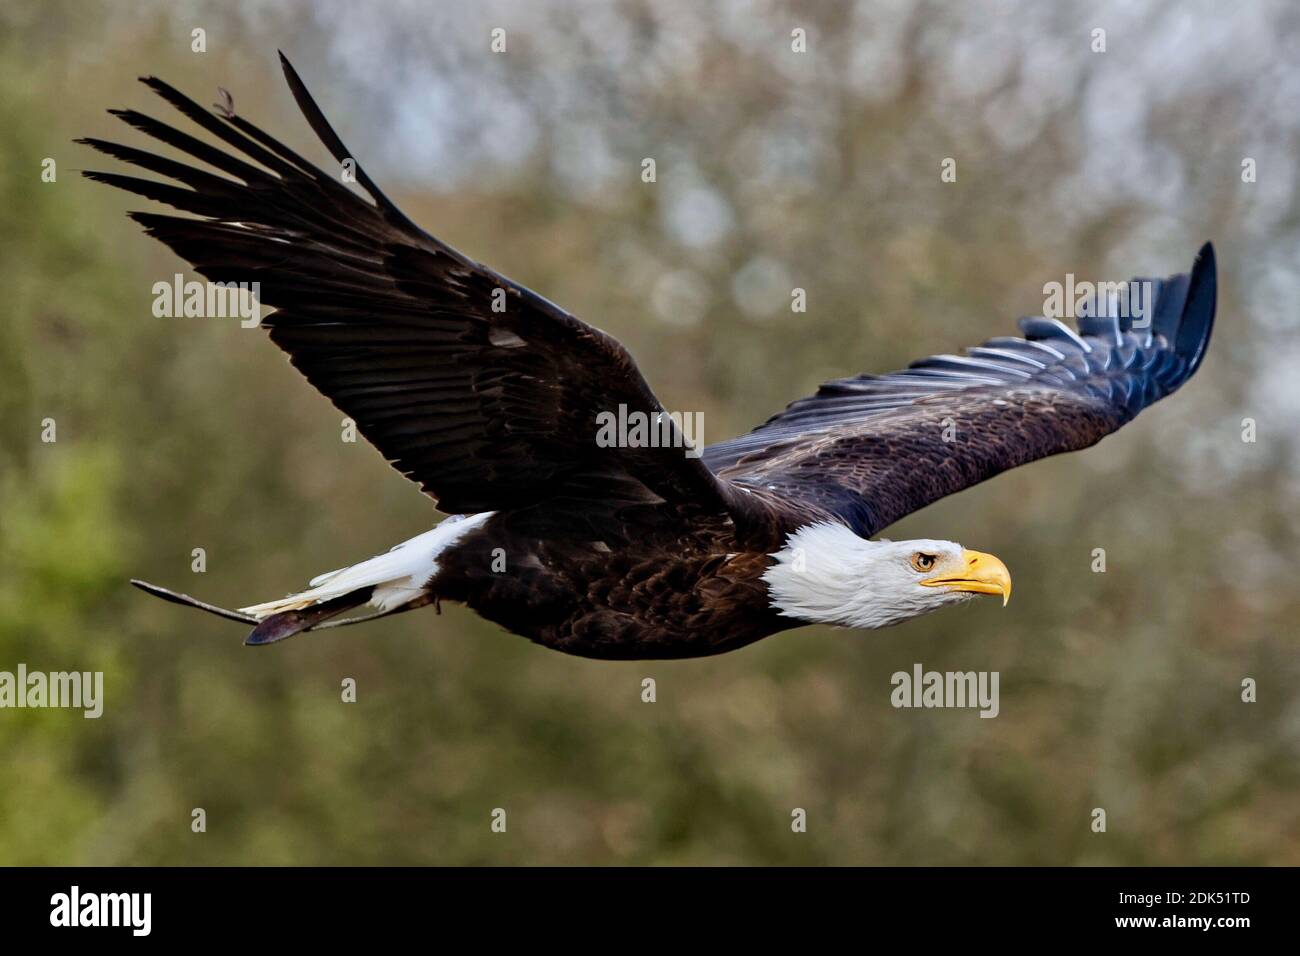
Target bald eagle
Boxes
[85,56,1217,659]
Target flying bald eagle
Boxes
[84,55,1217,659]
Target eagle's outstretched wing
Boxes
[705,245,1216,539]
[81,54,729,521]
[83,55,1217,550]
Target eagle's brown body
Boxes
[90,56,1217,658]
[437,511,785,659]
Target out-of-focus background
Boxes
[2,0,1297,865]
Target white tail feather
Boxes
[238,512,494,619]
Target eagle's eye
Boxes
[910,552,937,572]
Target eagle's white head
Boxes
[761,521,1011,630]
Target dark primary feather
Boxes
[704,244,1217,538]
[80,54,728,521]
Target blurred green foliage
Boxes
[1,0,1296,865]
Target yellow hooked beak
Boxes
[920,549,1012,606]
